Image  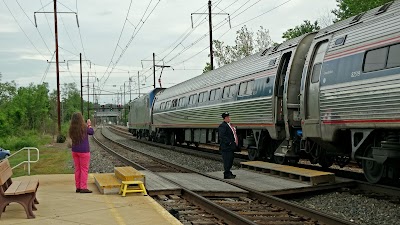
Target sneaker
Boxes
[76,189,81,193]
[80,189,92,193]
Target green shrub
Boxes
[0,132,52,151]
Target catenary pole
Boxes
[208,0,213,70]
[54,0,61,136]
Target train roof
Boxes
[314,1,398,40]
[156,34,307,101]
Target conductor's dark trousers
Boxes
[221,151,234,177]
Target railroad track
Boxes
[94,126,356,225]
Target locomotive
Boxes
[129,1,400,183]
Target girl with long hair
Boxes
[69,112,94,193]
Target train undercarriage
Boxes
[132,127,400,184]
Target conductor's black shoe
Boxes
[224,175,236,179]
[76,189,81,193]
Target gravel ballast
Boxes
[88,127,400,225]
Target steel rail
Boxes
[97,126,357,225]
[94,128,258,225]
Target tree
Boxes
[282,20,320,41]
[0,81,16,106]
[11,83,50,131]
[61,83,81,122]
[332,0,392,22]
[202,62,212,73]
[212,25,273,68]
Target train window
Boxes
[311,63,322,83]
[260,47,270,56]
[215,88,221,100]
[238,81,253,96]
[387,44,400,68]
[334,36,347,46]
[376,2,392,15]
[209,88,220,101]
[229,85,236,98]
[223,86,230,99]
[350,12,365,24]
[198,92,206,103]
[160,102,165,110]
[209,89,216,101]
[238,82,247,96]
[188,94,197,105]
[269,58,277,66]
[246,80,254,95]
[166,101,171,109]
[172,99,178,107]
[363,47,388,72]
[178,97,185,107]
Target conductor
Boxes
[218,112,238,179]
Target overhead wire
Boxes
[163,0,254,65]
[39,0,54,37]
[169,0,293,68]
[2,0,48,61]
[100,0,161,88]
[158,0,225,62]
[100,0,133,81]
[17,0,78,82]
[41,51,55,83]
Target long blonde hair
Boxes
[68,112,87,145]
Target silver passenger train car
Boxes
[131,1,400,183]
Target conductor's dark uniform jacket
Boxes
[218,121,236,152]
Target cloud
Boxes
[96,10,113,16]
[19,53,49,61]
[0,25,18,33]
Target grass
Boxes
[5,135,74,177]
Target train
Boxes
[128,1,400,184]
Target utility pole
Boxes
[34,2,79,141]
[93,83,95,127]
[80,53,83,114]
[123,83,126,122]
[53,0,61,137]
[208,0,213,70]
[129,77,132,102]
[191,1,230,71]
[138,71,140,97]
[87,72,90,119]
[153,53,156,88]
[66,58,91,117]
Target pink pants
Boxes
[72,152,91,189]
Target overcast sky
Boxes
[0,0,337,104]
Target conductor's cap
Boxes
[221,112,230,118]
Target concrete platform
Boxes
[0,174,182,225]
[158,173,247,197]
[241,161,335,185]
[207,169,311,192]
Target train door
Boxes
[275,52,291,127]
[303,41,329,137]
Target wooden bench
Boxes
[0,159,39,219]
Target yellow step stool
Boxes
[119,180,147,197]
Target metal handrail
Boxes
[8,147,40,175]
